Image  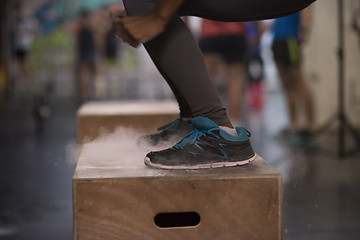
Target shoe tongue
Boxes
[191,117,219,131]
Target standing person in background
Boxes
[75,11,97,103]
[91,7,113,99]
[198,19,247,125]
[244,21,265,111]
[11,2,38,93]
[272,8,315,139]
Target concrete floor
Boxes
[0,89,360,240]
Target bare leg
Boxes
[277,63,315,131]
[202,53,221,85]
[226,62,245,123]
[77,62,96,101]
[289,66,315,130]
[77,63,88,101]
[276,63,298,130]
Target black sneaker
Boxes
[144,116,257,169]
[137,118,194,147]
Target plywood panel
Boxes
[73,141,282,240]
[76,101,179,144]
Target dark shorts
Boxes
[78,52,96,65]
[13,48,28,61]
[272,38,302,67]
[199,35,247,63]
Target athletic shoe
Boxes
[292,129,315,148]
[144,116,257,169]
[137,118,194,147]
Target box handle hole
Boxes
[154,211,201,228]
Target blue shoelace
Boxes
[174,128,219,150]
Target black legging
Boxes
[123,0,316,125]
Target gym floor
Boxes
[0,90,359,240]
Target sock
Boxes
[219,126,238,136]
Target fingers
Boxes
[120,13,166,45]
[109,6,125,30]
[116,19,140,47]
[109,6,143,47]
[109,6,140,47]
[119,18,143,47]
[120,17,147,45]
[119,28,140,47]
[109,6,126,19]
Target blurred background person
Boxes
[91,6,113,99]
[271,8,315,139]
[198,19,247,125]
[244,21,265,111]
[10,2,38,94]
[104,21,119,65]
[75,10,97,103]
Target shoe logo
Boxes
[215,148,230,159]
[192,139,230,159]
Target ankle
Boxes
[182,117,192,122]
[220,122,234,128]
[219,126,238,136]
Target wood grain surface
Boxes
[73,155,282,240]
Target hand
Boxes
[110,0,183,48]
[109,6,138,47]
[120,11,168,47]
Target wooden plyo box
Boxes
[77,101,179,144]
[73,140,282,240]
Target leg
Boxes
[198,36,225,86]
[202,53,221,85]
[276,63,299,130]
[226,62,245,123]
[222,34,247,124]
[273,37,315,131]
[121,0,314,169]
[123,0,315,126]
[77,62,88,101]
[300,77,315,131]
[124,0,230,125]
[287,66,315,131]
[77,62,95,101]
[19,57,32,82]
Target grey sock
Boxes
[219,126,238,136]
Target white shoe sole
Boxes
[144,153,258,170]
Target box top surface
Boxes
[74,139,280,181]
[77,101,179,116]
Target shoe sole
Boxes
[144,153,258,170]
